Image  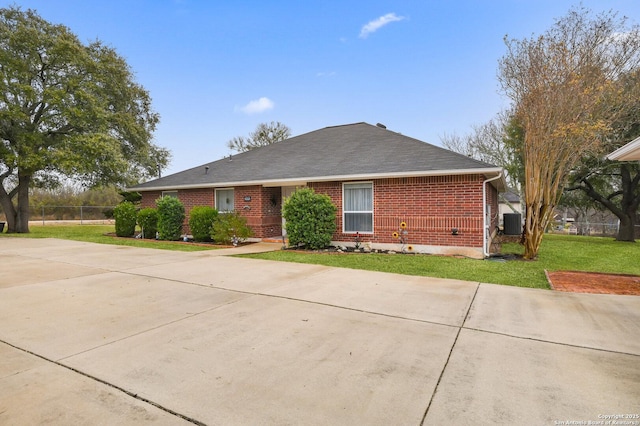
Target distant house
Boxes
[607,136,640,161]
[498,188,523,231]
[130,123,505,258]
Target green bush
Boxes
[137,207,159,239]
[189,206,218,242]
[211,211,252,245]
[156,196,185,241]
[113,201,137,237]
[282,188,337,249]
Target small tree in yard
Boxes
[137,207,158,239]
[189,206,218,242]
[156,196,185,241]
[498,6,640,258]
[282,188,337,250]
[211,211,252,245]
[113,201,137,237]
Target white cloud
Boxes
[359,13,405,39]
[237,97,274,114]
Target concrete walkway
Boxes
[0,238,638,425]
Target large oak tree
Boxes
[565,71,640,242]
[0,7,169,233]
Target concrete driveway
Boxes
[0,238,638,425]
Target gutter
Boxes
[483,172,503,258]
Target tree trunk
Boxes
[523,202,549,260]
[0,183,17,233]
[571,164,639,243]
[616,214,636,242]
[15,172,31,233]
[1,172,32,233]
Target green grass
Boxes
[3,225,637,288]
[239,234,640,289]
[0,224,216,252]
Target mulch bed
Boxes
[105,233,252,248]
[545,270,640,296]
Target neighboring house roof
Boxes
[607,136,640,161]
[500,188,521,203]
[130,122,505,191]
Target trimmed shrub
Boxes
[211,211,252,245]
[156,196,185,241]
[282,188,337,249]
[137,207,159,239]
[113,201,137,237]
[189,206,218,242]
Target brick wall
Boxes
[233,186,282,238]
[310,175,489,248]
[139,174,498,249]
[140,191,162,209]
[140,186,282,238]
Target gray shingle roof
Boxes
[501,188,521,203]
[130,122,502,191]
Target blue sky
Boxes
[6,0,640,176]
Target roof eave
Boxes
[128,167,505,192]
[607,136,640,161]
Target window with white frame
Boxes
[162,191,178,198]
[343,182,373,233]
[215,188,234,212]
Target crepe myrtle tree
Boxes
[0,6,169,233]
[498,6,640,259]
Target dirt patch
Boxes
[545,270,640,296]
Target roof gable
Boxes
[131,122,502,191]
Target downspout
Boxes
[483,172,502,258]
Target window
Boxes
[162,191,178,198]
[215,188,234,212]
[343,182,373,233]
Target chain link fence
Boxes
[556,221,640,237]
[29,206,116,224]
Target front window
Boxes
[215,188,234,212]
[343,182,373,233]
[162,191,178,198]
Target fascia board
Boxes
[129,168,505,192]
[607,137,640,161]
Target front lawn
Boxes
[0,224,216,252]
[2,225,636,288]
[239,234,639,288]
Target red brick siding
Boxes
[139,174,495,248]
[176,188,215,234]
[140,186,282,238]
[233,186,282,238]
[310,175,487,248]
[140,191,162,209]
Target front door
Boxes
[281,186,298,236]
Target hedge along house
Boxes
[130,123,506,258]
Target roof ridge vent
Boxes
[376,123,387,129]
